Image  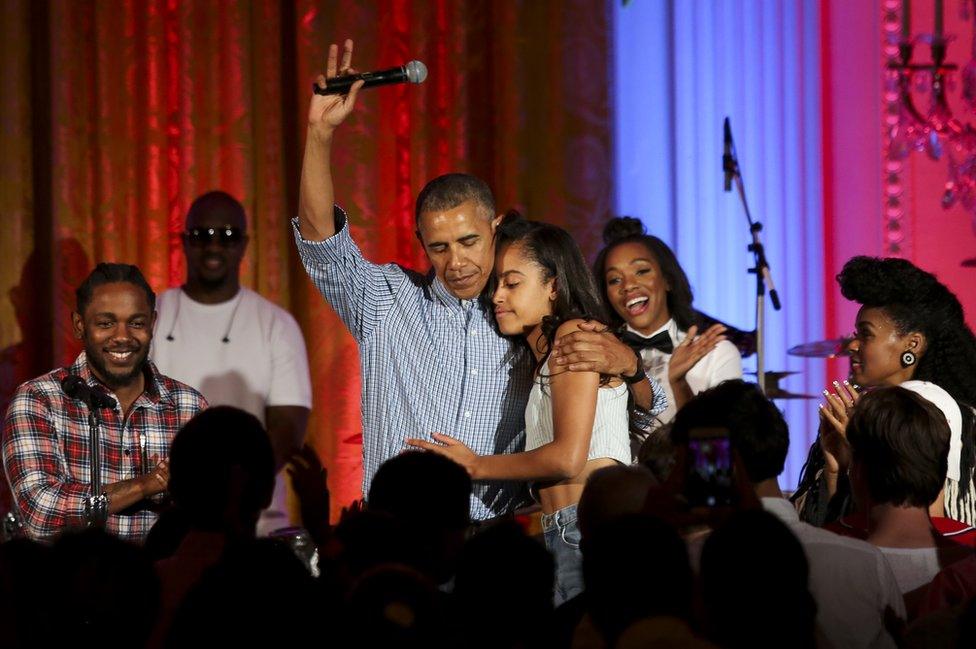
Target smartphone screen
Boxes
[685,426,734,508]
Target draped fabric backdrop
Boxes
[614,0,825,488]
[614,0,976,490]
[0,0,613,518]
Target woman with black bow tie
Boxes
[593,217,743,456]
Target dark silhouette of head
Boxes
[0,538,55,648]
[637,426,677,484]
[51,529,160,647]
[143,506,192,561]
[701,509,816,649]
[166,538,319,646]
[577,464,657,541]
[168,406,275,535]
[847,386,950,509]
[453,521,555,648]
[369,451,472,530]
[332,508,421,587]
[368,451,472,583]
[344,564,446,649]
[670,380,789,485]
[583,514,693,646]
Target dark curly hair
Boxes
[493,212,609,369]
[838,255,976,500]
[592,217,697,332]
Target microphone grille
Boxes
[405,60,428,84]
[60,375,86,399]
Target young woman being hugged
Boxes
[409,215,641,605]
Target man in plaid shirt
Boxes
[2,263,207,542]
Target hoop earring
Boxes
[900,350,917,368]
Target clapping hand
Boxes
[818,379,859,475]
[668,324,727,383]
[287,444,331,545]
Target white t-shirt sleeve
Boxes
[266,309,313,409]
[876,551,907,623]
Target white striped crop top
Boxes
[523,372,632,467]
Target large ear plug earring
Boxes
[900,350,917,367]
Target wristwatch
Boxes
[84,492,109,526]
[622,350,647,385]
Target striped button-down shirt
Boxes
[295,209,534,520]
[2,352,207,542]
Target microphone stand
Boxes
[723,117,782,394]
[86,405,108,526]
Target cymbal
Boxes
[787,338,852,358]
[694,310,756,358]
[766,387,816,400]
[747,370,800,380]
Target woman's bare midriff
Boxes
[537,457,620,514]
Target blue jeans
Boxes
[541,503,583,606]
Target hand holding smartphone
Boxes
[684,426,735,508]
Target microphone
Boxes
[61,375,116,410]
[723,117,735,192]
[313,60,428,96]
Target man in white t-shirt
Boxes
[151,191,312,533]
[673,380,905,649]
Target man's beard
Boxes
[85,343,150,390]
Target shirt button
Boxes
[469,330,478,337]
[464,411,471,418]
[123,448,131,456]
[471,369,479,376]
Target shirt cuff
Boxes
[291,205,356,267]
[648,376,668,416]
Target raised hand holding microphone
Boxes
[299,39,366,243]
[313,60,427,96]
[308,39,365,141]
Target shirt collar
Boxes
[71,351,174,408]
[625,318,678,341]
[430,274,484,313]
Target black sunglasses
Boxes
[184,226,244,246]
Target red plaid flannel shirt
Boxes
[1,352,207,542]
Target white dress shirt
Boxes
[763,497,905,649]
[632,318,743,429]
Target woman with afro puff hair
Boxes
[794,256,976,526]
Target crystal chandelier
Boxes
[887,1,976,219]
